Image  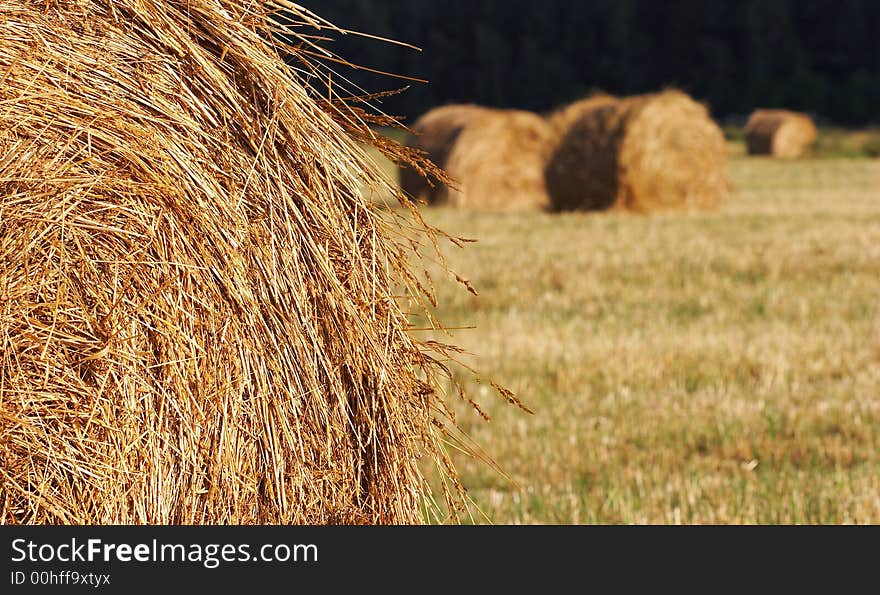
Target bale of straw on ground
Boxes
[548,93,619,135]
[545,90,730,212]
[0,0,483,525]
[744,109,818,158]
[399,104,492,203]
[441,109,555,210]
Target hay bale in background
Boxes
[545,90,730,212]
[744,109,818,158]
[399,104,492,203]
[548,93,619,135]
[0,0,480,525]
[442,109,555,210]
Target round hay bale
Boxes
[744,109,818,158]
[0,0,479,525]
[548,93,619,135]
[545,90,730,212]
[443,109,555,210]
[399,104,492,203]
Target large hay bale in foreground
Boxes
[442,109,555,210]
[545,90,730,212]
[0,0,480,524]
[399,104,492,203]
[744,109,818,158]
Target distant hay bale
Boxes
[548,93,619,135]
[744,109,818,158]
[545,90,730,212]
[442,109,555,210]
[0,0,484,525]
[399,104,492,203]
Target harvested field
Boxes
[416,156,880,523]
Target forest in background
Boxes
[310,0,880,125]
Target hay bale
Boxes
[548,93,619,135]
[442,109,555,210]
[744,109,818,158]
[545,90,730,212]
[0,0,478,524]
[399,104,492,203]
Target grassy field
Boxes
[386,148,880,524]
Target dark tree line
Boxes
[307,0,880,125]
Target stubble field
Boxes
[403,152,880,524]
